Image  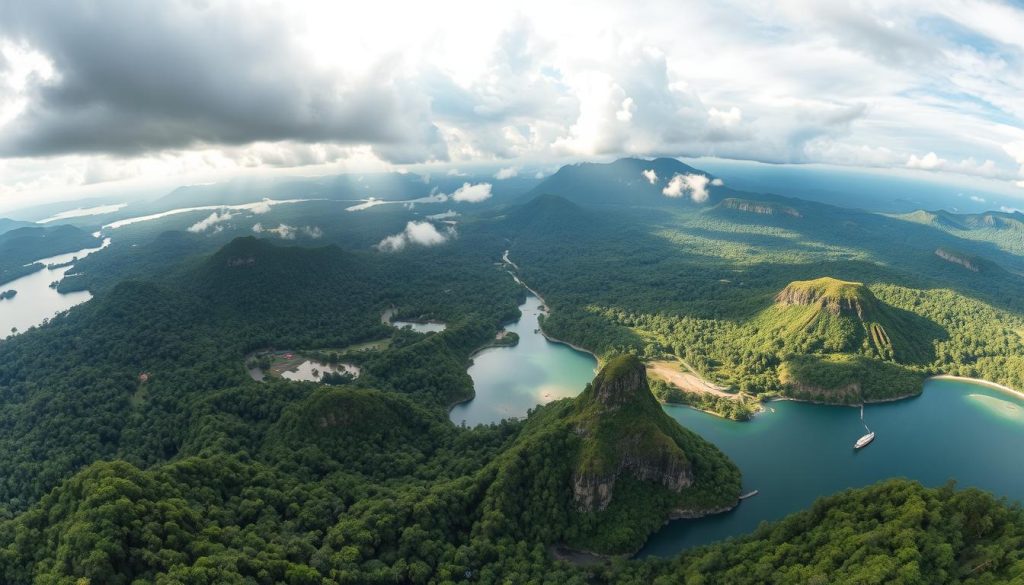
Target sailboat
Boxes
[854,431,875,449]
[854,404,875,449]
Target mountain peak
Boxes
[776,277,875,319]
[588,354,654,409]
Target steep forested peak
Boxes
[525,157,724,206]
[578,354,660,412]
[775,277,877,319]
[566,355,737,516]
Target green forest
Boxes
[2,159,1024,583]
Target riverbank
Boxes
[501,251,601,363]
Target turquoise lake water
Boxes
[450,293,598,426]
[640,378,1024,555]
[457,291,1024,556]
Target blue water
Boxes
[640,379,1024,556]
[450,293,597,426]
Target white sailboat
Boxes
[854,404,875,449]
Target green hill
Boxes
[481,355,740,554]
[761,277,936,364]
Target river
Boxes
[0,239,110,337]
[640,377,1024,556]
[450,293,597,426]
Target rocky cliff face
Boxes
[775,278,874,319]
[571,356,695,512]
[720,198,802,218]
[935,248,980,272]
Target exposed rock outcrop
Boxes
[775,277,875,319]
[719,197,802,218]
[571,355,696,512]
[935,248,980,272]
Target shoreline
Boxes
[926,374,1024,400]
[502,252,601,363]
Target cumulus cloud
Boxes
[970,195,986,203]
[641,169,658,184]
[450,182,492,202]
[377,221,452,252]
[5,1,1024,203]
[662,173,716,203]
[252,222,320,240]
[711,178,724,186]
[0,1,447,163]
[188,209,234,233]
[906,152,1001,178]
[426,209,459,220]
[907,152,944,170]
[494,166,519,180]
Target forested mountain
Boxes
[0,225,102,285]
[0,218,35,235]
[525,158,729,207]
[1,157,1024,583]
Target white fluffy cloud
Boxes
[641,169,658,184]
[450,182,493,202]
[252,222,321,240]
[4,0,1024,208]
[494,166,519,180]
[662,173,716,203]
[188,209,234,233]
[377,221,453,252]
[906,152,1001,178]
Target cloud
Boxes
[450,182,492,202]
[5,1,1024,201]
[711,178,724,186]
[662,173,715,203]
[0,1,447,163]
[188,209,234,233]
[641,169,658,184]
[906,152,1001,178]
[377,221,452,252]
[906,152,944,170]
[426,209,459,220]
[494,166,519,179]
[969,195,986,203]
[252,222,320,240]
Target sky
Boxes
[1,0,1023,211]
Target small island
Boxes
[0,289,17,301]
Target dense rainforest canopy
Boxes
[2,158,1024,583]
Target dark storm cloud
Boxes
[0,0,448,162]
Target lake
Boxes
[0,239,110,337]
[640,378,1024,556]
[450,293,597,426]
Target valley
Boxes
[1,157,1023,584]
